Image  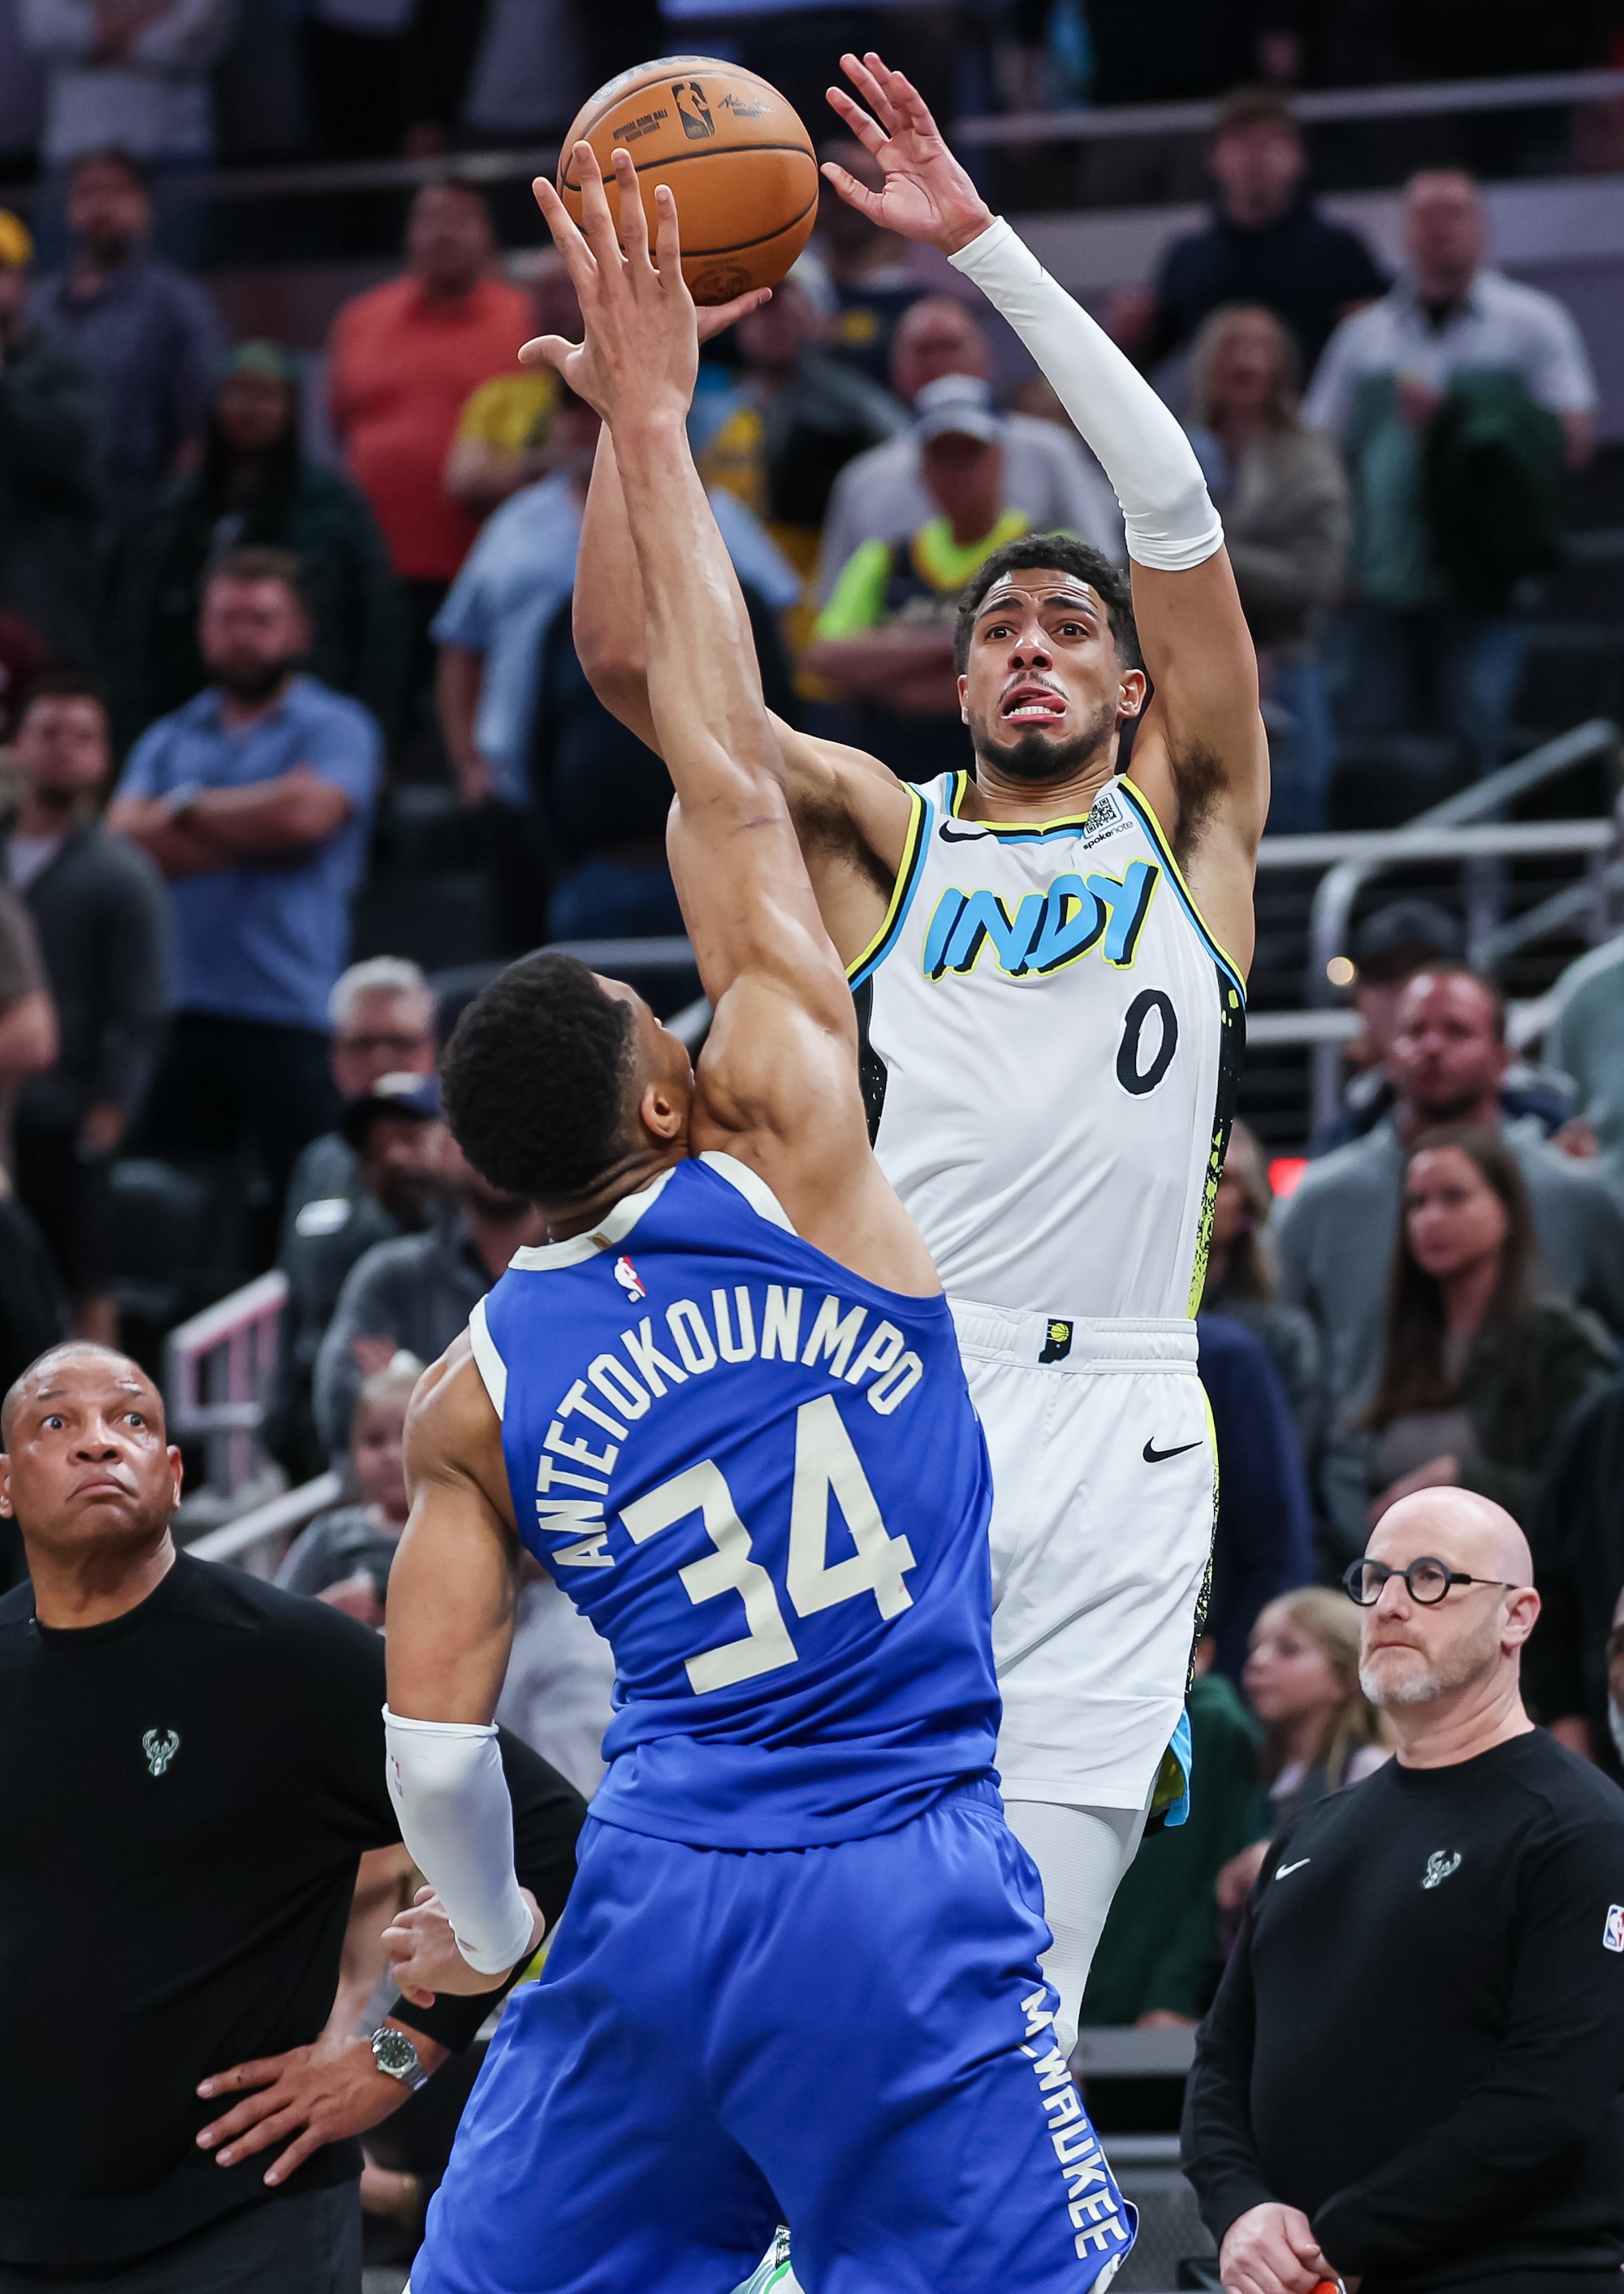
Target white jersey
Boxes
[853,768,1246,1322]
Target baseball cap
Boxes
[341,1070,443,1147]
[914,374,1005,446]
[221,338,300,385]
[1350,898,1462,983]
[0,211,34,271]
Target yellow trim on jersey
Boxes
[846,784,930,987]
[1118,776,1247,1000]
[947,770,1091,836]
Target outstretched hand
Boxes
[521,146,766,427]
[822,50,994,257]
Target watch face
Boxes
[373,2028,419,2080]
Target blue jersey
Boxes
[469,1151,998,1850]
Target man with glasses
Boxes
[1183,1485,1624,2294]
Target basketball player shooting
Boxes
[378,145,1135,2294]
[574,50,1270,2058]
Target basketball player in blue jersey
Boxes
[378,148,1134,2294]
[573,50,1271,2069]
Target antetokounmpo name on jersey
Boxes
[531,1284,926,1565]
[922,858,1159,982]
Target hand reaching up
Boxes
[821,50,995,257]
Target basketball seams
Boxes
[570,56,787,143]
[559,146,818,194]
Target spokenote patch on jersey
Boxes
[1080,784,1125,845]
[1039,1319,1073,1364]
[1422,1850,1462,1889]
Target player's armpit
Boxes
[387,1338,521,1727]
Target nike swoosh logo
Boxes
[939,822,991,842]
[1142,1436,1203,1463]
[1275,1859,1311,1880]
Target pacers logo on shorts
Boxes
[672,82,715,138]
[1039,1319,1073,1365]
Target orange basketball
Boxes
[557,57,818,305]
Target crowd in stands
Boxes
[2,5,1624,2228]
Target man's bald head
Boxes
[0,1343,179,1568]
[1359,1487,1539,1736]
[0,1341,155,1448]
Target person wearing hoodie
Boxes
[105,339,403,752]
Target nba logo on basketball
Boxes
[614,1255,647,1303]
[1605,1905,1624,1952]
[672,82,715,139]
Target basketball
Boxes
[557,56,819,305]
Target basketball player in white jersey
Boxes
[569,51,1268,2057]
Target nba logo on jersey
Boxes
[1604,1905,1624,1952]
[613,1255,647,1303]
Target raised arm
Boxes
[530,148,934,1292]
[823,52,1268,969]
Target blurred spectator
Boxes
[313,1141,542,1454]
[1197,1311,1317,1681]
[1306,170,1597,780]
[435,386,798,951]
[0,1170,62,1422]
[109,548,382,1250]
[816,295,1122,601]
[1276,966,1624,1557]
[1214,1588,1392,1915]
[1549,935,1624,1198]
[29,149,226,531]
[107,339,403,755]
[1078,1647,1263,2033]
[1357,1127,1613,1528]
[0,882,55,1165]
[5,676,168,1346]
[1524,1383,1624,1769]
[0,613,54,744]
[1112,89,1384,375]
[0,207,102,667]
[1186,303,1347,832]
[283,956,440,1229]
[807,376,1041,780]
[19,2,233,197]
[278,1359,419,1624]
[266,1071,447,1485]
[1314,896,1462,1152]
[1200,1118,1323,1459]
[443,253,580,521]
[327,179,533,706]
[495,1564,617,1801]
[817,136,926,390]
[699,258,907,596]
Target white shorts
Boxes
[951,1302,1215,1814]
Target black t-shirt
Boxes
[0,1555,585,2266]
[1183,1730,1624,2291]
[1152,197,1388,374]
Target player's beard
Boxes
[967,694,1118,785]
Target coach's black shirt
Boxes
[1183,1730,1624,2291]
[0,1553,585,2266]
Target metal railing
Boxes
[164,1269,287,1498]
[1253,718,1623,1135]
[188,1469,344,1579]
[957,63,1624,148]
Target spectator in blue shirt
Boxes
[109,546,381,1254]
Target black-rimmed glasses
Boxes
[1341,1556,1520,1607]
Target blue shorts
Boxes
[412,1783,1135,2294]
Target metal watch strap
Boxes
[369,2024,430,2091]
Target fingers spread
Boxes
[516,331,578,377]
[824,81,887,153]
[612,148,651,270]
[841,50,899,132]
[531,176,595,293]
[572,142,624,272]
[819,161,884,223]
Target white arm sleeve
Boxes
[383,1708,536,1976]
[948,216,1223,574]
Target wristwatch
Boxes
[369,2024,430,2092]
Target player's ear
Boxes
[1116,668,1147,724]
[635,1077,686,1145]
[957,672,969,722]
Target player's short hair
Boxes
[954,534,1140,676]
[205,545,309,614]
[441,953,635,1206]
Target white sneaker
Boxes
[731,2226,798,2294]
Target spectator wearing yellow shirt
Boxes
[443,253,580,521]
[802,377,1039,781]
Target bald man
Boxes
[0,1342,581,2294]
[813,295,1123,601]
[1185,1488,1624,2294]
